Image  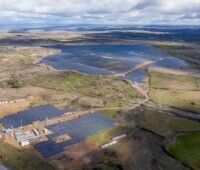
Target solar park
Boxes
[35,112,117,158]
[0,104,117,158]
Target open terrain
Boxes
[0,142,55,170]
[0,45,143,111]
[167,133,200,170]
[0,27,200,170]
[138,109,200,137]
[149,67,200,113]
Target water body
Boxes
[40,44,189,83]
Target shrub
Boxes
[8,79,25,88]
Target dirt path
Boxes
[72,77,150,115]
[113,58,164,77]
[148,67,200,78]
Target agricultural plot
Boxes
[139,109,200,137]
[0,105,76,128]
[166,133,200,170]
[35,112,116,158]
[149,71,200,113]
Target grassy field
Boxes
[24,72,97,92]
[0,142,55,170]
[0,47,58,68]
[149,72,200,112]
[24,71,138,95]
[150,72,200,90]
[166,133,200,170]
[21,71,142,109]
[101,110,119,119]
[88,126,133,145]
[140,109,200,137]
[150,89,200,112]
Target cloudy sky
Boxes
[0,0,200,27]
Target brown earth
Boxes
[0,101,31,118]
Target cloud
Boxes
[0,0,200,27]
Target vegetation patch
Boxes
[0,142,55,170]
[8,79,25,88]
[150,72,200,90]
[88,126,133,145]
[101,110,119,119]
[0,47,58,68]
[149,72,200,113]
[26,72,98,92]
[150,89,200,112]
[84,150,123,170]
[94,157,123,170]
[21,71,142,109]
[166,133,200,170]
[140,109,200,137]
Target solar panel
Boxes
[34,112,116,158]
[0,105,76,128]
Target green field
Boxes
[150,89,200,112]
[22,71,142,109]
[0,142,55,170]
[150,72,200,90]
[149,72,200,112]
[88,126,133,145]
[101,110,119,119]
[141,109,200,137]
[25,72,97,92]
[0,48,55,68]
[167,133,200,170]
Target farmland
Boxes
[167,133,200,170]
[149,69,200,113]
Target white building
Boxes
[20,140,30,146]
[15,131,36,142]
[100,140,117,149]
[112,134,127,141]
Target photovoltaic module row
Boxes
[47,112,117,139]
[0,105,76,129]
[35,112,117,158]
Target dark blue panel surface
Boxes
[34,112,116,158]
[0,105,76,128]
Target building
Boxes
[112,134,127,141]
[20,140,30,146]
[100,140,117,148]
[15,131,36,142]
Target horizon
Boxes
[1,24,200,30]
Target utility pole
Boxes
[91,101,94,113]
[46,117,48,126]
[21,119,23,129]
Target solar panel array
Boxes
[34,112,116,158]
[0,105,76,129]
